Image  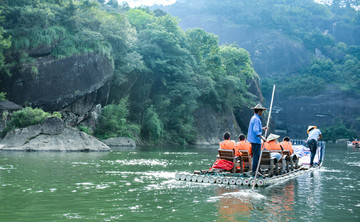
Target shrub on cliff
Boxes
[94,98,140,140]
[1,107,61,137]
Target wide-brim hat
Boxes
[267,133,280,141]
[251,104,267,110]
[307,126,317,133]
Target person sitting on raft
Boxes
[219,132,241,157]
[264,133,282,161]
[236,134,252,155]
[280,136,294,155]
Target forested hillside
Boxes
[0,0,261,144]
[158,0,360,140]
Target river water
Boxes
[0,144,359,221]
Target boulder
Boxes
[0,100,23,111]
[0,117,110,152]
[2,53,113,112]
[102,137,136,147]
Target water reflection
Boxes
[213,180,298,221]
[215,187,254,221]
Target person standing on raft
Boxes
[305,126,322,167]
[247,104,267,176]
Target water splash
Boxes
[208,189,266,203]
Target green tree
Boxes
[0,9,11,76]
[94,98,140,140]
[141,106,163,143]
[322,119,358,141]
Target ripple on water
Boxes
[104,159,169,167]
[319,167,342,173]
[74,182,116,190]
[105,170,176,180]
[63,213,83,219]
[0,165,15,170]
[163,152,198,155]
[347,162,360,167]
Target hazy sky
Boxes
[116,0,177,7]
[116,0,359,10]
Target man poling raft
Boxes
[174,84,325,187]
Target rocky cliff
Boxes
[272,86,360,139]
[2,53,113,127]
[194,78,264,145]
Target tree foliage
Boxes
[1,107,61,137]
[0,1,259,144]
[94,98,140,140]
[322,119,358,141]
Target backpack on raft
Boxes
[211,159,234,171]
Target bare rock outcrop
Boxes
[102,137,136,147]
[0,117,110,152]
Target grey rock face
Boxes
[102,137,136,147]
[272,88,360,139]
[41,117,65,135]
[193,105,243,145]
[0,117,110,152]
[3,53,113,112]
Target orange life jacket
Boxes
[264,140,282,151]
[236,140,251,156]
[219,140,240,156]
[280,141,293,155]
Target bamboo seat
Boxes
[238,150,252,172]
[260,151,278,176]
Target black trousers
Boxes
[251,143,261,173]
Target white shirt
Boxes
[307,129,322,141]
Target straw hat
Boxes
[307,126,317,133]
[267,133,280,141]
[250,104,267,110]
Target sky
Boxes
[116,0,359,10]
[116,0,177,7]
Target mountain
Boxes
[156,0,360,139]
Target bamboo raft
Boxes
[175,140,325,187]
[175,165,320,187]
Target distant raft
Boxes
[175,140,325,187]
[347,140,360,148]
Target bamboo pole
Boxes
[252,84,276,190]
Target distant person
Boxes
[280,136,294,155]
[305,126,322,167]
[236,134,252,156]
[247,104,267,176]
[264,133,282,161]
[219,132,237,155]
